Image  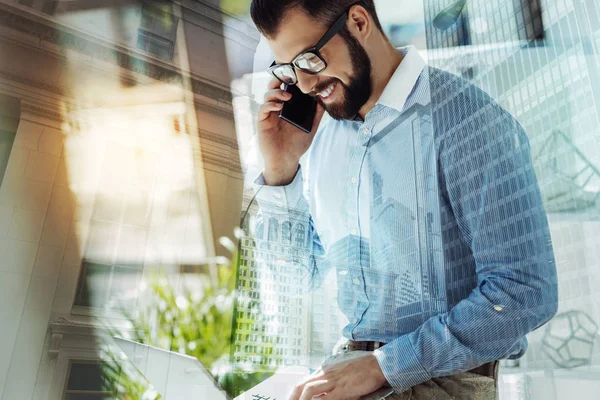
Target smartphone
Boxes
[279,84,318,134]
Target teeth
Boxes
[319,83,335,98]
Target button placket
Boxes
[358,123,372,146]
[344,134,364,237]
[341,128,364,234]
[349,122,371,235]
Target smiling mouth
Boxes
[317,82,337,100]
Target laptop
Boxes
[113,337,231,399]
[114,338,394,400]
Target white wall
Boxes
[0,112,70,400]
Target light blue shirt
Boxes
[253,46,558,392]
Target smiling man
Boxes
[249,1,558,399]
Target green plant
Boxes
[100,350,162,400]
[105,250,276,398]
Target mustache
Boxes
[309,79,340,97]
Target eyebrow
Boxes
[275,33,329,65]
[274,46,310,65]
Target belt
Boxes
[468,360,499,379]
[346,340,386,351]
[346,340,498,379]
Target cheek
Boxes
[321,54,352,83]
[325,65,353,86]
[320,71,349,86]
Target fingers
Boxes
[297,379,336,400]
[264,88,292,103]
[265,77,292,102]
[259,78,291,123]
[257,101,284,122]
[268,76,283,90]
[287,373,323,400]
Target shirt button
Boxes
[353,278,361,286]
[350,228,358,235]
[351,176,358,184]
[361,128,370,136]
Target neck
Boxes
[358,40,404,120]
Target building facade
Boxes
[424,0,600,396]
[233,194,313,369]
[0,0,258,398]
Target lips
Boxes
[318,82,335,97]
[318,82,339,102]
[313,80,338,96]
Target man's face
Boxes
[267,7,373,120]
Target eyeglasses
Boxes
[267,1,366,85]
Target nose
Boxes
[295,69,318,95]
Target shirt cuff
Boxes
[373,334,430,393]
[252,165,304,214]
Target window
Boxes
[137,3,178,61]
[62,361,111,399]
[74,260,143,312]
[282,221,292,244]
[513,0,544,43]
[256,223,264,239]
[294,224,305,247]
[268,217,279,242]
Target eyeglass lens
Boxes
[272,65,296,84]
[294,52,326,71]
[271,51,327,84]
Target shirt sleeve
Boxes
[252,165,331,290]
[373,103,559,392]
[252,165,306,215]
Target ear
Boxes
[347,3,372,42]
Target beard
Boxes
[314,29,373,121]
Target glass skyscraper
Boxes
[424,0,600,395]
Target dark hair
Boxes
[250,0,383,38]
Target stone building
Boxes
[0,0,258,398]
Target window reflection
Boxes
[137,3,178,61]
[2,0,600,399]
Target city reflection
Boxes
[0,0,599,399]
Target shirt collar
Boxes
[377,46,426,113]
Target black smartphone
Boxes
[279,84,318,134]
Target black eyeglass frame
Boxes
[267,1,367,85]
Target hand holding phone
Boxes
[257,78,325,186]
[278,84,318,134]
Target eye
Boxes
[294,52,326,72]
